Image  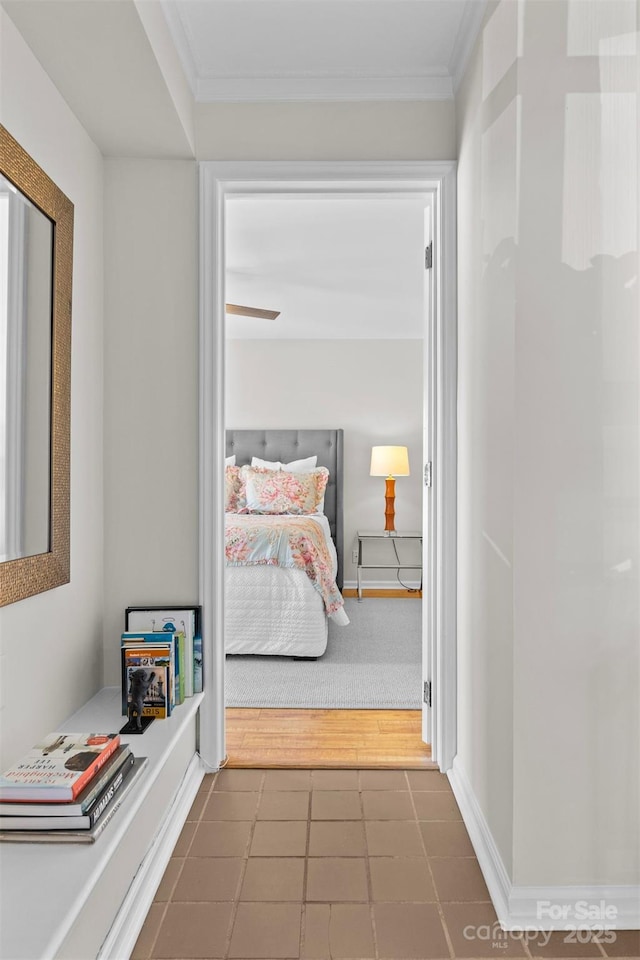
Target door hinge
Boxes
[424,681,432,707]
[424,461,432,488]
[425,242,433,270]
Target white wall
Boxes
[196,100,455,160]
[0,10,104,768]
[456,0,639,889]
[226,339,424,583]
[101,108,454,670]
[103,159,198,685]
[455,0,515,874]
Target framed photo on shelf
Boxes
[124,605,203,695]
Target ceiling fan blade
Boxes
[225,303,281,320]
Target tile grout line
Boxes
[221,770,265,960]
[146,769,633,960]
[406,775,456,960]
[181,771,216,859]
[300,778,313,959]
[359,770,381,960]
[142,900,170,960]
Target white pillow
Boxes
[251,455,317,473]
[225,455,236,466]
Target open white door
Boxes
[422,200,435,747]
[199,160,457,774]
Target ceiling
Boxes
[162,0,486,101]
[225,196,428,340]
[2,0,195,158]
[2,0,484,158]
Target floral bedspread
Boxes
[225,514,345,618]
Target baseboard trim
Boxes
[342,587,422,599]
[448,757,640,930]
[448,755,512,925]
[99,754,205,959]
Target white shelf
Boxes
[0,686,204,960]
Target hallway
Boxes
[132,769,638,959]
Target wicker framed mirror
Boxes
[0,125,73,605]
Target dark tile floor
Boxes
[132,769,639,960]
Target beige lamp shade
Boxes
[370,445,410,477]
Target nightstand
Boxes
[356,530,423,601]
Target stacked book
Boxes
[121,633,179,720]
[0,732,147,843]
[125,607,203,699]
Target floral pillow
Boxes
[241,465,329,515]
[225,465,244,513]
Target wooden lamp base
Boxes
[384,476,396,532]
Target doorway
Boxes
[198,161,457,773]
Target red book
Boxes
[0,733,121,802]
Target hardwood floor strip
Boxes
[225,708,436,769]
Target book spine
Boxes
[184,629,194,698]
[178,633,185,704]
[82,750,134,814]
[172,635,180,707]
[87,758,135,828]
[193,634,203,694]
[89,758,148,841]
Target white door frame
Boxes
[198,160,457,772]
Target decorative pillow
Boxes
[250,456,325,512]
[251,455,317,473]
[225,454,236,466]
[241,465,328,515]
[225,465,243,512]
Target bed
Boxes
[225,429,347,657]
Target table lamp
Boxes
[370,445,410,533]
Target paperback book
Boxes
[0,733,120,803]
[122,647,173,719]
[124,629,184,705]
[121,633,178,712]
[0,757,148,843]
[0,745,133,816]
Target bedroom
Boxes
[222,193,431,767]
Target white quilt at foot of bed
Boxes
[225,565,330,656]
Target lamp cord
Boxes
[391,538,420,592]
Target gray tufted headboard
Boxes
[226,429,344,589]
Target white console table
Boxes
[0,687,205,960]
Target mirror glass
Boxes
[0,172,53,563]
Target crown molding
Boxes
[195,75,454,102]
[450,0,487,92]
[160,0,198,96]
